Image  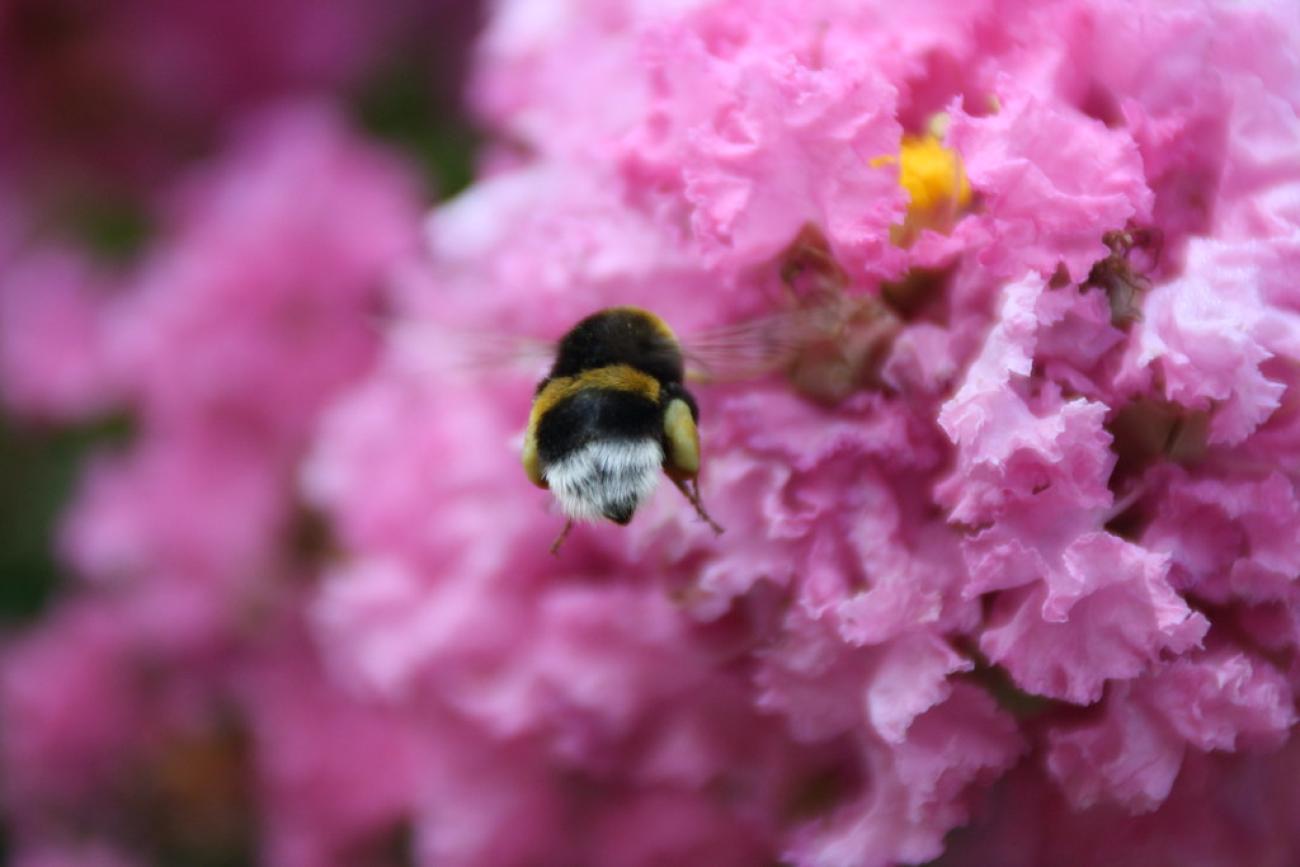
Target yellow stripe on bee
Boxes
[523,363,662,486]
[527,364,663,432]
[521,429,545,487]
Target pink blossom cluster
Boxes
[1,105,427,866]
[3,0,1300,865]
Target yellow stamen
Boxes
[898,133,971,215]
[873,122,973,245]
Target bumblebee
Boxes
[516,226,921,552]
[522,307,724,552]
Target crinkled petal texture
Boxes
[8,0,1300,866]
[947,85,1153,283]
[294,0,1300,864]
[1132,236,1293,446]
[625,20,907,274]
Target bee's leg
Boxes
[549,518,575,556]
[671,476,725,535]
[662,396,723,534]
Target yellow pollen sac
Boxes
[898,133,972,215]
[872,127,972,244]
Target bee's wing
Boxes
[386,318,555,380]
[680,305,844,384]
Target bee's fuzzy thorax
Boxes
[546,307,685,385]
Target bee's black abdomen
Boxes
[536,388,661,465]
[549,308,685,385]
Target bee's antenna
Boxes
[549,519,576,556]
[672,477,725,535]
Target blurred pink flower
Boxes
[110,104,421,447]
[2,102,427,863]
[0,246,119,421]
[937,733,1300,867]
[10,842,145,867]
[2,600,155,819]
[44,104,422,648]
[0,0,438,194]
[237,613,425,867]
[0,593,428,867]
[1046,643,1294,812]
[5,0,1300,865]
[0,593,236,863]
[298,0,1300,864]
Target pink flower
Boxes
[48,104,422,650]
[4,102,427,862]
[1,601,152,821]
[1129,239,1290,446]
[8,0,1300,864]
[0,0,437,192]
[0,247,119,422]
[0,594,426,867]
[622,13,906,274]
[60,432,289,650]
[1047,645,1294,811]
[938,734,1300,867]
[946,84,1153,283]
[306,0,1300,861]
[0,592,243,861]
[111,104,421,447]
[237,615,423,867]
